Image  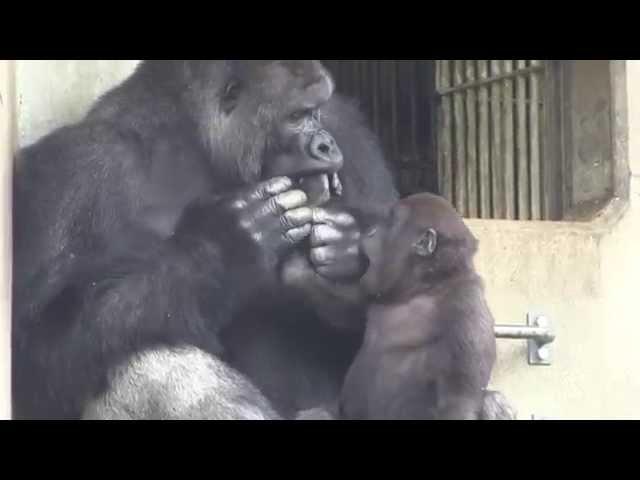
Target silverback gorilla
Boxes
[340,193,497,420]
[12,60,514,420]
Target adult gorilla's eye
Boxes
[289,109,313,123]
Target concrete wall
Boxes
[9,60,640,419]
[472,61,640,419]
[16,60,139,148]
[0,61,15,419]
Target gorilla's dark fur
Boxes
[12,60,514,420]
[12,60,399,419]
[340,193,497,420]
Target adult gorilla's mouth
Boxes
[298,173,343,207]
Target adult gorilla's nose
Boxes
[309,130,343,173]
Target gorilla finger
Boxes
[248,177,294,202]
[268,190,308,215]
[281,207,313,229]
[310,224,344,246]
[312,208,356,228]
[283,224,312,244]
[229,177,293,210]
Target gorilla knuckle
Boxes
[267,196,283,214]
[282,207,313,229]
[237,218,254,233]
[273,190,308,214]
[229,198,249,211]
[263,176,293,196]
[250,231,265,245]
[283,224,311,244]
[312,224,342,244]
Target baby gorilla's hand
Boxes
[309,207,368,282]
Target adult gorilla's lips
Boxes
[298,173,343,207]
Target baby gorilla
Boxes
[339,193,497,420]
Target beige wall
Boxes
[8,60,640,419]
[16,60,139,148]
[474,61,640,419]
[0,61,15,419]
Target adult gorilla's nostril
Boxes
[318,143,330,155]
[309,130,343,171]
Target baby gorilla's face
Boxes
[360,193,471,300]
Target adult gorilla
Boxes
[12,60,514,420]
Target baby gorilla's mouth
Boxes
[297,173,343,207]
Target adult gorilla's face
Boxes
[187,60,344,206]
[258,61,344,206]
[263,85,345,206]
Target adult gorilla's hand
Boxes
[308,207,368,282]
[224,177,313,260]
[180,177,313,272]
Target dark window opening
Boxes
[323,60,616,222]
[323,60,438,196]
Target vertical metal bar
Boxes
[478,61,491,218]
[333,60,343,92]
[530,60,542,220]
[0,60,14,420]
[542,61,563,220]
[453,60,467,215]
[390,60,399,164]
[491,60,505,218]
[438,60,453,202]
[516,59,531,220]
[408,61,419,166]
[372,60,380,136]
[465,60,479,218]
[503,60,516,220]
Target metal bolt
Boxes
[536,316,549,328]
[537,346,550,362]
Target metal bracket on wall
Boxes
[494,313,556,366]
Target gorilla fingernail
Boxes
[274,190,308,211]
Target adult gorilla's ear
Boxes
[414,228,438,257]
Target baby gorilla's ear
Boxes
[413,228,438,257]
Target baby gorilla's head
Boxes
[360,193,479,301]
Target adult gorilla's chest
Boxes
[132,134,356,416]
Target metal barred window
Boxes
[323,60,438,195]
[323,60,611,222]
[435,60,558,220]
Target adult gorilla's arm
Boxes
[281,95,399,330]
[12,125,311,418]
